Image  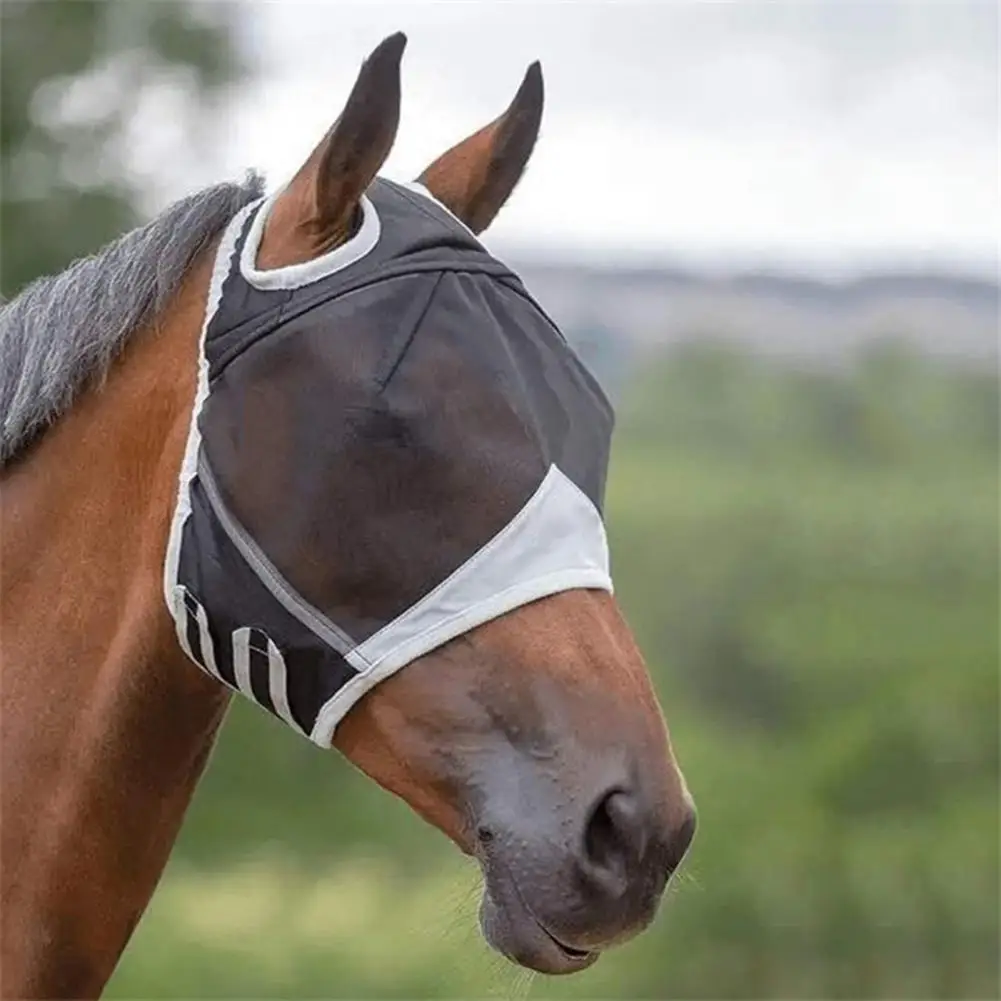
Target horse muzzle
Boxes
[474,781,697,974]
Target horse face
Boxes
[241,34,696,974]
[335,590,695,973]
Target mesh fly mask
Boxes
[164,178,615,746]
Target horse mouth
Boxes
[534,920,595,964]
[478,871,600,975]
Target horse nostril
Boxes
[665,809,697,876]
[582,789,646,891]
[581,792,696,899]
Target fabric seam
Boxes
[377,271,445,391]
[196,456,361,659]
[207,260,513,379]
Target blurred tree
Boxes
[0,0,247,299]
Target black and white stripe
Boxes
[172,587,305,737]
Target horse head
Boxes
[217,33,695,974]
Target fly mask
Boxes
[164,178,615,746]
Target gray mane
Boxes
[0,174,265,467]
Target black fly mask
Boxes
[164,178,614,746]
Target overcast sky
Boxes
[184,2,998,277]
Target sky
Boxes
[178,1,999,278]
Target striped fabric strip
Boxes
[189,592,220,680]
[231,626,255,699]
[173,588,306,735]
[266,635,304,735]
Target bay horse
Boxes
[0,34,695,999]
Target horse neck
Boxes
[0,247,232,998]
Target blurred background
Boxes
[2,1,997,998]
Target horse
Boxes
[0,34,695,999]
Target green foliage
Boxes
[111,346,998,999]
[623,339,999,462]
[0,0,245,298]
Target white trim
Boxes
[171,586,199,666]
[163,202,259,615]
[193,599,220,679]
[266,635,305,736]
[238,186,381,291]
[309,465,613,745]
[400,180,478,239]
[231,626,254,699]
[172,585,224,683]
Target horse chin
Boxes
[478,878,600,976]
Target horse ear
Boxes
[312,32,405,230]
[418,62,543,235]
[261,33,405,264]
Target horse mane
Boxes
[0,173,265,468]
